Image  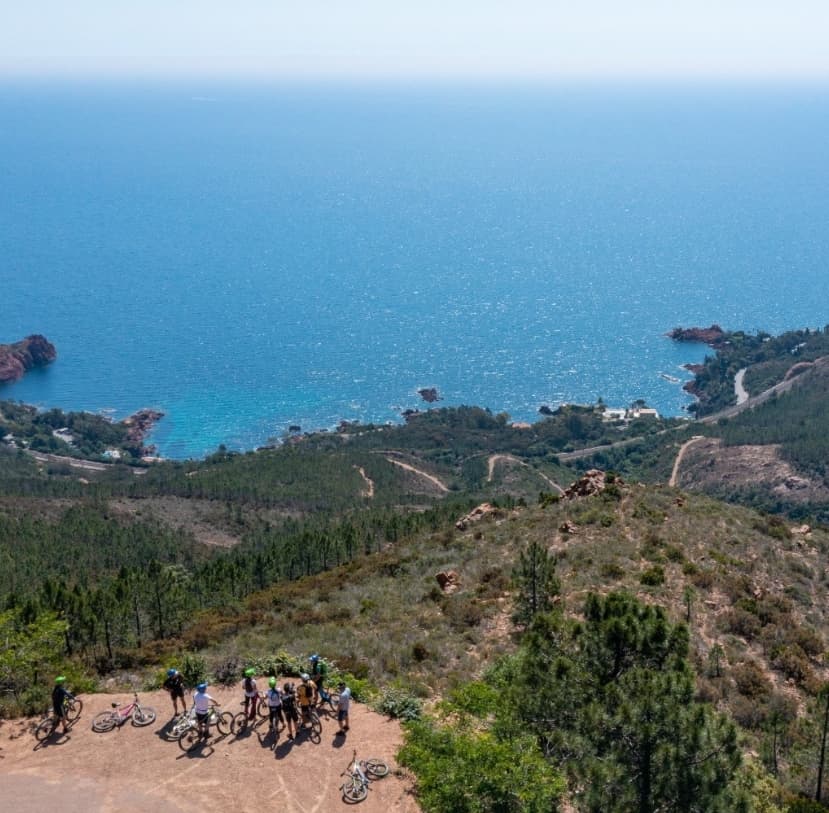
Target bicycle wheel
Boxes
[92,712,117,733]
[342,777,368,803]
[132,706,156,726]
[216,712,233,736]
[308,710,322,735]
[65,697,83,723]
[257,696,269,718]
[178,727,201,753]
[231,711,249,735]
[364,759,389,778]
[34,716,57,743]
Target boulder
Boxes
[436,570,461,594]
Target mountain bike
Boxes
[316,685,340,716]
[34,695,84,742]
[340,749,389,803]
[178,705,232,751]
[91,693,157,732]
[300,705,322,736]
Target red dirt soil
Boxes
[0,686,420,813]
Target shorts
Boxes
[337,708,349,722]
[169,686,185,700]
[283,705,299,723]
[196,711,210,724]
[269,706,284,725]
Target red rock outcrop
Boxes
[563,469,620,500]
[122,409,164,447]
[667,325,727,348]
[455,502,500,530]
[0,335,57,383]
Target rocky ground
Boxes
[0,686,419,813]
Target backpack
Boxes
[244,677,254,693]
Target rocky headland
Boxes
[122,408,164,454]
[0,335,57,383]
[667,324,727,348]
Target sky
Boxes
[1,1,828,80]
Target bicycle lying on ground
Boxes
[340,749,389,803]
[91,693,157,732]
[178,705,232,751]
[34,696,84,742]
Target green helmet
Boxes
[55,675,66,684]
[268,677,276,688]
[244,668,255,677]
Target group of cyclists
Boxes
[47,654,352,746]
[161,654,352,741]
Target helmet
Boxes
[167,668,176,677]
[309,654,319,662]
[244,668,255,677]
[283,682,294,694]
[300,673,310,681]
[268,677,276,688]
[196,682,207,692]
[55,675,66,684]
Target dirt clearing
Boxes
[0,686,420,813]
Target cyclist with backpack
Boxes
[309,653,328,699]
[281,682,298,739]
[163,667,186,716]
[242,668,258,721]
[51,676,75,734]
[264,677,284,733]
[297,673,317,728]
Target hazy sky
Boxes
[2,1,828,80]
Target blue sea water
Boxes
[2,81,828,459]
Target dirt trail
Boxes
[0,687,419,813]
[354,466,375,499]
[669,435,705,487]
[486,454,563,493]
[384,458,449,493]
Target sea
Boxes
[2,81,828,459]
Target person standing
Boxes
[193,682,215,739]
[51,676,75,734]
[281,682,298,739]
[297,673,317,727]
[309,654,328,698]
[336,681,351,734]
[265,677,284,734]
[163,668,186,716]
[243,668,258,721]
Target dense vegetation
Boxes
[687,326,829,416]
[0,400,146,460]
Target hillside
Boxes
[5,326,829,808]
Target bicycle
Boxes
[91,693,157,732]
[299,705,322,737]
[178,705,232,752]
[340,749,389,803]
[34,695,84,742]
[316,685,340,716]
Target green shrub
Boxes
[399,719,564,813]
[640,565,665,586]
[732,660,772,699]
[375,687,422,721]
